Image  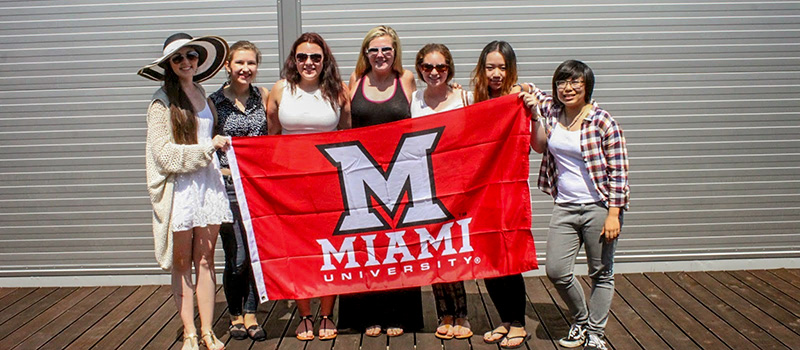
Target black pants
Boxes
[220,177,258,316]
[484,274,526,326]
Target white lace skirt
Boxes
[170,157,233,232]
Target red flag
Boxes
[227,94,537,302]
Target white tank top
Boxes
[278,82,340,135]
[548,126,602,204]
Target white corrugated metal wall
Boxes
[0,0,798,285]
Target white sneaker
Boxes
[558,323,586,348]
[583,333,608,350]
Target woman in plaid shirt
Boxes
[521,60,629,350]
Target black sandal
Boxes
[229,322,248,340]
[296,315,314,341]
[247,324,267,341]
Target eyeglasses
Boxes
[420,63,449,73]
[295,53,323,63]
[170,51,199,64]
[556,79,585,90]
[366,46,394,56]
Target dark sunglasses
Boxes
[170,51,199,64]
[366,46,394,55]
[296,53,323,63]
[420,63,449,73]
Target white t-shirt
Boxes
[410,88,472,118]
[548,126,603,204]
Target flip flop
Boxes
[365,325,382,337]
[483,325,509,344]
[435,319,454,340]
[500,333,531,349]
[453,319,473,339]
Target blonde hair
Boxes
[353,25,404,78]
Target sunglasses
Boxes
[419,63,449,73]
[366,46,394,56]
[296,53,323,63]
[170,51,199,64]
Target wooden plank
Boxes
[614,275,700,349]
[647,273,757,350]
[0,288,35,314]
[64,285,159,350]
[118,285,188,350]
[666,272,787,350]
[0,288,16,301]
[92,285,173,349]
[576,276,641,350]
[717,271,800,328]
[360,328,386,350]
[415,285,443,350]
[695,271,800,346]
[522,278,559,350]
[626,274,728,350]
[4,287,98,350]
[40,286,137,350]
[259,299,295,350]
[465,280,499,350]
[0,287,57,326]
[582,275,667,350]
[745,270,800,306]
[768,269,800,295]
[785,268,800,279]
[389,330,415,350]
[0,287,76,340]
[15,286,117,350]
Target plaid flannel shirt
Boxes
[532,88,630,209]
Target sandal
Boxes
[229,323,247,340]
[247,324,266,341]
[499,327,530,349]
[386,326,404,337]
[181,333,199,350]
[296,315,314,341]
[365,325,382,337]
[200,331,224,350]
[318,315,338,340]
[453,318,473,339]
[483,325,509,344]
[435,317,454,340]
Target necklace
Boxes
[562,104,592,130]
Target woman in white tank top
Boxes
[265,32,351,341]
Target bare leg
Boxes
[172,230,197,346]
[193,225,223,350]
[319,295,337,339]
[295,298,314,340]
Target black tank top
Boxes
[351,74,410,128]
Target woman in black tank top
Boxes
[338,25,423,338]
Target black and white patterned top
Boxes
[210,83,268,168]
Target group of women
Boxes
[139,25,628,350]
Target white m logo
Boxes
[317,127,453,235]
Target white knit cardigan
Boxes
[145,85,216,270]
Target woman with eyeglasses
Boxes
[471,40,531,350]
[138,33,231,350]
[209,40,268,342]
[265,32,351,341]
[408,43,473,340]
[336,25,423,338]
[521,60,629,350]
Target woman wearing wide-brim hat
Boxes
[139,32,232,350]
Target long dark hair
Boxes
[281,32,345,109]
[552,60,595,110]
[471,41,518,103]
[163,64,197,144]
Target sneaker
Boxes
[583,334,608,350]
[558,323,586,348]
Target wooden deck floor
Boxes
[1,269,799,350]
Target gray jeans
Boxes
[545,202,619,337]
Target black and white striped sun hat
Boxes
[137,32,228,83]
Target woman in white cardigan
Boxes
[139,33,232,350]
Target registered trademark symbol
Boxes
[474,257,481,264]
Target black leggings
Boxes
[220,178,258,316]
[484,274,526,326]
